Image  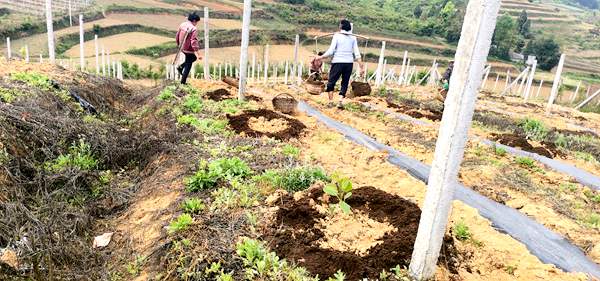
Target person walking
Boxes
[316,19,363,104]
[176,12,203,85]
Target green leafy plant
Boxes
[158,85,176,101]
[125,255,146,276]
[453,220,471,241]
[504,265,517,275]
[235,238,317,280]
[168,213,193,234]
[185,158,252,192]
[326,270,346,281]
[518,118,548,141]
[586,213,600,228]
[183,94,203,113]
[211,180,259,210]
[181,198,205,214]
[10,71,52,90]
[323,173,353,214]
[515,156,536,169]
[45,139,98,172]
[177,114,200,127]
[254,166,329,193]
[0,87,23,103]
[282,144,300,158]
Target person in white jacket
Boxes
[317,19,364,102]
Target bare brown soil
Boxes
[263,186,461,280]
[227,109,306,141]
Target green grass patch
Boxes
[253,166,329,193]
[493,145,507,157]
[515,156,536,169]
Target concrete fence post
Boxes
[203,7,210,80]
[546,54,566,111]
[6,37,11,60]
[408,0,501,279]
[68,0,73,26]
[571,81,581,103]
[523,58,537,102]
[46,0,55,63]
[238,0,252,100]
[398,50,408,85]
[493,73,499,91]
[375,41,386,87]
[25,45,29,63]
[94,35,99,74]
[79,15,85,71]
[263,44,269,84]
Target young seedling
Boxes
[168,213,193,234]
[453,220,471,241]
[323,173,353,214]
[181,198,205,214]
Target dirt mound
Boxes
[206,88,232,101]
[227,109,306,141]
[263,186,459,280]
[348,81,371,98]
[386,100,442,121]
[491,133,558,158]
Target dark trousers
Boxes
[180,53,197,84]
[326,63,353,97]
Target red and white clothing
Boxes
[176,21,200,54]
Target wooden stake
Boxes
[546,54,566,111]
[46,0,55,63]
[409,0,501,279]
[238,0,252,99]
[203,7,210,80]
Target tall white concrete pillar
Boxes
[546,54,566,111]
[375,41,386,87]
[79,14,85,71]
[409,0,501,279]
[203,7,210,80]
[46,0,55,63]
[238,0,252,99]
